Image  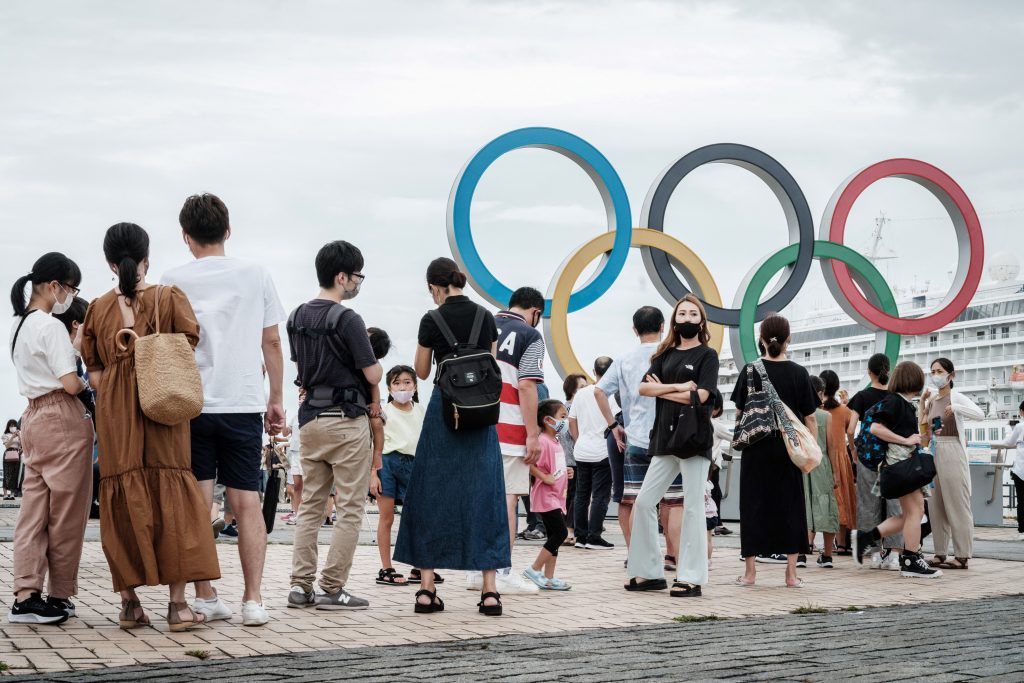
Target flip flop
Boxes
[733,576,755,587]
[785,579,805,588]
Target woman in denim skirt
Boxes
[393,257,510,616]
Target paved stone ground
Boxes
[1,502,1021,676]
[10,595,1024,682]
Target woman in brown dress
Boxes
[81,223,219,631]
[820,370,857,549]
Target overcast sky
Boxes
[2,1,1022,421]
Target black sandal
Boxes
[664,555,677,571]
[408,569,444,584]
[670,581,702,598]
[478,591,502,616]
[376,568,408,586]
[413,589,444,614]
[623,577,668,592]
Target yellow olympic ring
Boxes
[544,228,724,382]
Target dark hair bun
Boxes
[449,270,467,288]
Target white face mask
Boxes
[547,417,568,436]
[930,373,950,390]
[51,286,73,315]
[391,390,415,404]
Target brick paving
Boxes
[9,595,1024,681]
[1,502,1022,676]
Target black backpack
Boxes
[428,308,501,432]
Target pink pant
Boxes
[13,391,93,598]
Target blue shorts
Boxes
[379,451,415,502]
[190,413,264,491]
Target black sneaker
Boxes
[755,553,787,564]
[46,596,75,618]
[221,522,239,538]
[900,551,943,579]
[585,537,615,550]
[796,555,807,568]
[852,529,874,567]
[8,593,70,624]
[713,525,733,536]
[816,555,834,569]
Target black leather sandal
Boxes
[413,589,444,614]
[478,591,502,616]
[408,569,444,584]
[623,577,667,592]
[377,568,408,586]
[670,581,702,598]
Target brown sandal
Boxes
[167,601,207,632]
[119,599,151,629]
[927,555,947,567]
[938,557,969,570]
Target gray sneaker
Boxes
[315,588,369,610]
[288,586,316,609]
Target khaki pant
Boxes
[290,414,371,594]
[930,437,974,558]
[13,391,94,598]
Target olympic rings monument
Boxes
[446,127,985,382]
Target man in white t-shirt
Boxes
[568,357,617,550]
[162,193,287,627]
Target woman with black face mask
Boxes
[625,294,719,599]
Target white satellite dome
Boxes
[988,251,1020,282]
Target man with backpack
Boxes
[286,240,382,611]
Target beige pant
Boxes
[931,437,974,558]
[13,391,94,598]
[290,414,371,594]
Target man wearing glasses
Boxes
[162,193,287,627]
[284,241,381,611]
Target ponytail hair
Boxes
[757,313,790,358]
[103,223,150,301]
[9,252,82,317]
[867,352,890,386]
[426,257,467,289]
[820,369,841,410]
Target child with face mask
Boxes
[919,357,984,570]
[522,399,572,590]
[372,365,427,587]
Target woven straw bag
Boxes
[117,286,204,426]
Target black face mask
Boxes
[675,321,701,340]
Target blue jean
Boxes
[573,460,612,543]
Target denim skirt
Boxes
[393,391,511,571]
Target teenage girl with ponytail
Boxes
[847,353,902,567]
[7,253,92,625]
[79,223,220,631]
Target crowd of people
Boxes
[6,192,1018,628]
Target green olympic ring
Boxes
[738,241,901,368]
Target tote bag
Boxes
[732,364,774,450]
[664,391,714,458]
[117,286,204,426]
[753,361,823,475]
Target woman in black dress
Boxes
[731,314,818,587]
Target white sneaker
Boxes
[881,550,900,571]
[868,551,883,570]
[496,571,540,594]
[241,600,269,626]
[192,595,233,622]
[464,571,483,591]
[1018,532,1024,541]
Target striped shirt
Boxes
[495,311,544,457]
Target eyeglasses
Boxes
[59,283,81,297]
[349,272,365,284]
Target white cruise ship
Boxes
[717,252,1024,448]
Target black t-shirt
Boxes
[871,393,920,440]
[848,387,890,420]
[288,299,377,426]
[647,345,720,457]
[417,295,498,374]
[731,359,817,421]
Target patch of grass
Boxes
[790,605,829,615]
[184,649,211,661]
[843,605,862,612]
[673,614,724,623]
[0,661,9,672]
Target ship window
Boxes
[1005,395,1012,404]
[1002,326,1010,339]
[929,335,938,347]
[842,345,849,357]
[804,351,810,359]
[861,344,868,352]
[977,330,986,339]
[952,333,960,342]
